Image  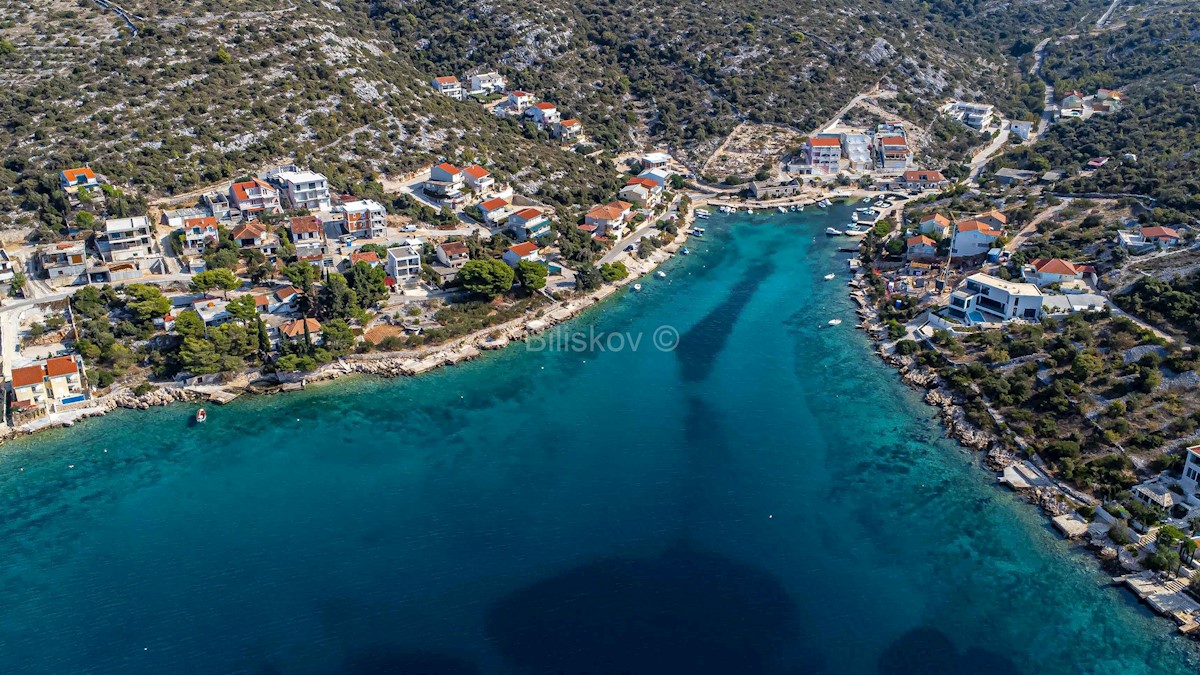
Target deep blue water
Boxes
[1,206,1197,674]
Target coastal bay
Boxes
[0,207,1196,674]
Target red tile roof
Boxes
[438,242,469,256]
[289,216,322,234]
[350,251,380,265]
[508,242,539,256]
[625,177,658,189]
[560,118,580,127]
[533,102,556,110]
[903,170,946,183]
[231,221,267,242]
[510,90,531,97]
[10,364,45,389]
[1032,258,1080,276]
[434,76,458,85]
[977,209,1008,225]
[587,204,625,221]
[1142,226,1180,240]
[434,162,462,175]
[879,136,907,146]
[807,137,841,147]
[512,208,543,221]
[921,214,951,227]
[956,219,1000,236]
[230,178,275,202]
[480,197,510,211]
[184,216,218,229]
[280,317,321,338]
[45,356,78,378]
[907,235,936,247]
[463,165,490,179]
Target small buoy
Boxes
[103,449,108,453]
[768,515,773,519]
[296,418,300,422]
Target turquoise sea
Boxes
[1,206,1197,674]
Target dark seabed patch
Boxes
[485,542,799,674]
[675,261,774,383]
[877,627,1019,675]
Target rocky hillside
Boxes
[0,0,1111,221]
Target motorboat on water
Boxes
[746,208,755,214]
[692,230,704,237]
[681,247,690,255]
[777,206,787,213]
[827,319,843,326]
[823,273,836,280]
[656,271,667,278]
[195,408,207,423]
[825,227,843,236]
[633,283,643,291]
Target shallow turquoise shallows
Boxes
[1,207,1197,674]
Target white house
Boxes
[432,75,463,99]
[182,216,219,255]
[554,118,582,142]
[946,273,1043,324]
[502,242,541,267]
[840,134,872,171]
[918,213,951,238]
[507,208,550,241]
[229,179,281,217]
[1011,120,1034,141]
[507,90,535,112]
[0,248,14,282]
[620,177,662,207]
[386,245,422,283]
[585,201,634,237]
[60,167,101,194]
[876,135,910,170]
[527,102,560,126]
[1180,445,1200,496]
[478,197,512,225]
[98,216,157,264]
[435,241,470,268]
[269,169,331,211]
[426,162,466,204]
[637,167,673,187]
[463,165,494,192]
[1117,226,1182,252]
[950,219,1002,258]
[802,137,842,175]
[469,72,506,95]
[642,152,671,168]
[1022,258,1097,288]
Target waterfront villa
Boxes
[894,170,950,191]
[432,75,463,99]
[841,134,872,171]
[9,355,88,415]
[750,178,801,200]
[507,208,551,242]
[801,137,842,175]
[950,219,1002,258]
[946,273,1043,324]
[503,242,541,267]
[620,177,662,207]
[877,135,911,170]
[280,317,323,344]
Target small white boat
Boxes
[827,319,843,326]
[681,247,690,255]
[747,208,755,214]
[825,227,842,236]
[861,197,872,203]
[633,283,643,291]
[777,206,786,213]
[656,271,667,278]
[823,273,836,280]
[695,208,711,215]
[195,408,207,424]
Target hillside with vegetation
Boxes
[997,3,1200,224]
[0,0,1115,221]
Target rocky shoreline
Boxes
[1,220,693,441]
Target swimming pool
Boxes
[968,311,985,324]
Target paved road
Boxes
[599,199,680,265]
[1029,37,1057,142]
[1096,0,1123,29]
[967,120,1012,181]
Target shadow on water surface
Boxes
[485,541,800,674]
[675,261,774,383]
[878,627,1020,675]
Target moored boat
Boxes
[825,227,842,236]
[656,271,667,278]
[633,283,643,291]
[195,408,207,423]
[681,247,690,255]
[777,206,786,213]
[823,273,836,280]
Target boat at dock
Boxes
[777,206,786,213]
[825,227,842,236]
[817,199,831,208]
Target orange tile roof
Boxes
[903,170,946,183]
[10,364,45,389]
[978,209,1008,224]
[508,242,539,256]
[808,137,841,147]
[434,76,458,84]
[480,197,510,211]
[1032,258,1079,275]
[350,251,380,265]
[463,165,490,179]
[879,136,907,146]
[921,213,951,227]
[611,200,634,211]
[512,208,543,221]
[280,317,322,338]
[231,221,267,241]
[62,167,96,183]
[289,216,322,234]
[510,90,531,97]
[587,204,625,221]
[625,177,658,189]
[907,235,935,247]
[560,118,580,127]
[184,216,218,229]
[230,178,275,201]
[434,162,462,175]
[956,219,1000,236]
[533,102,556,110]
[1142,226,1180,240]
[45,356,78,378]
